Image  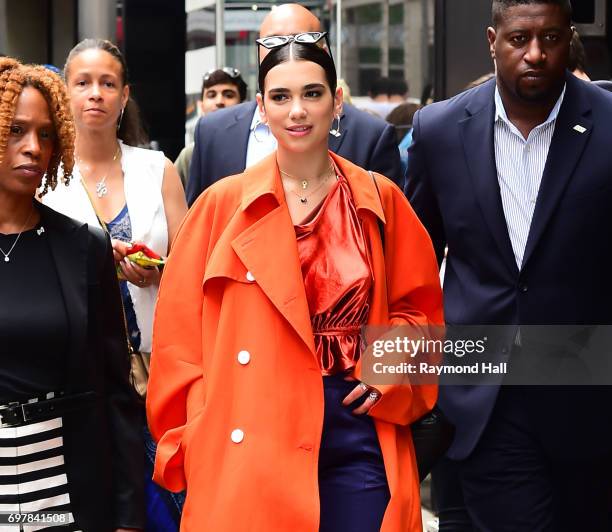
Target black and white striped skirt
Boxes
[0,413,80,531]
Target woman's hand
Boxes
[119,256,161,288]
[111,238,130,263]
[342,375,381,415]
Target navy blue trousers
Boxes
[318,375,390,532]
[457,386,612,532]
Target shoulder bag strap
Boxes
[368,171,385,253]
[80,180,134,356]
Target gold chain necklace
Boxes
[280,160,334,191]
[76,145,121,198]
[281,167,337,205]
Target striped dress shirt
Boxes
[494,85,566,269]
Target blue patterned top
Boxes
[107,205,141,352]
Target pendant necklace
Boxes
[0,207,34,263]
[280,161,335,204]
[77,145,121,198]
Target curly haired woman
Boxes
[0,57,143,531]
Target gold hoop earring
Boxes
[117,108,125,131]
[329,115,341,138]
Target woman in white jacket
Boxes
[43,38,187,531]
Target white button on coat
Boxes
[237,350,251,365]
[231,429,244,443]
[246,271,255,282]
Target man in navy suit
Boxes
[186,4,402,206]
[407,1,612,530]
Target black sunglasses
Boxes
[203,67,241,82]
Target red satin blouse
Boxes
[295,173,373,375]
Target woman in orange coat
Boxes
[147,35,443,532]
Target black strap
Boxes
[80,180,135,357]
[368,170,454,481]
[368,171,385,251]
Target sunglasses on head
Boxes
[203,67,241,82]
[256,31,333,62]
[256,31,327,48]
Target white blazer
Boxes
[43,141,168,352]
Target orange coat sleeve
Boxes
[146,188,223,492]
[359,175,443,426]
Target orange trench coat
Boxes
[147,151,444,531]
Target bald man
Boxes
[186,3,403,206]
[259,3,320,57]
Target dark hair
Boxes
[258,42,337,96]
[201,69,248,102]
[369,76,392,98]
[386,102,420,143]
[568,30,587,72]
[420,83,433,105]
[389,78,408,97]
[492,0,572,27]
[64,38,149,146]
[386,102,420,128]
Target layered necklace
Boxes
[280,161,337,205]
[76,144,121,198]
[0,207,34,263]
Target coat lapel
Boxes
[40,205,89,391]
[459,81,518,276]
[231,158,315,354]
[521,75,592,269]
[223,153,389,357]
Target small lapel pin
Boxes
[36,226,45,236]
[573,124,587,134]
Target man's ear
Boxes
[487,27,497,60]
[256,92,267,124]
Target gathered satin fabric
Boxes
[294,173,373,376]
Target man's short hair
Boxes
[389,78,409,97]
[201,68,248,102]
[491,0,572,28]
[369,76,392,98]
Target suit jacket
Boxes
[37,204,144,531]
[186,101,403,206]
[406,73,612,460]
[148,152,443,531]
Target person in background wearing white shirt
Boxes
[43,38,187,532]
